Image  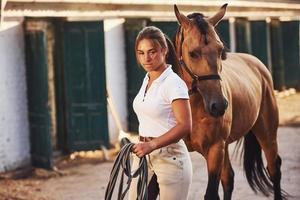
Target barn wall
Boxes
[0,20,31,172]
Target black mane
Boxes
[187,13,209,44]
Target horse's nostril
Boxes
[211,103,217,112]
[210,103,218,115]
[210,101,227,117]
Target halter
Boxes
[178,26,221,95]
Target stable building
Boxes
[0,0,300,171]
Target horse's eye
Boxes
[189,51,199,59]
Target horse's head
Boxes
[174,4,228,118]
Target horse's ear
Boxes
[208,4,228,26]
[174,4,191,29]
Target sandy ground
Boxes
[0,92,300,200]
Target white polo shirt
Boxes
[133,65,189,137]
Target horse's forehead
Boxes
[186,24,221,46]
[185,27,203,44]
[188,24,202,37]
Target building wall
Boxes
[0,21,31,172]
[104,19,128,144]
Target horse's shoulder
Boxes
[226,52,260,63]
[225,52,273,85]
[225,53,267,71]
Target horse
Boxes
[173,4,286,200]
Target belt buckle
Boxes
[141,137,144,142]
[140,136,145,142]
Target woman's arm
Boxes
[132,99,192,158]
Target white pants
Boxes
[128,139,192,200]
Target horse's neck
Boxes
[178,71,194,89]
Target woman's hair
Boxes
[135,26,180,74]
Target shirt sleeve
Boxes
[163,75,189,104]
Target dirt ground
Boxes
[0,92,300,200]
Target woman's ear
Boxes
[162,48,168,58]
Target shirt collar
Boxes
[144,65,173,83]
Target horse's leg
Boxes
[250,91,285,200]
[204,141,225,200]
[220,144,234,200]
[251,124,284,200]
[147,173,159,199]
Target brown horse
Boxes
[173,4,286,200]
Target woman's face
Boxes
[136,39,167,73]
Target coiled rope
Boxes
[105,143,148,200]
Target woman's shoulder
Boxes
[164,70,186,85]
[161,70,189,101]
[161,71,188,95]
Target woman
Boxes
[129,26,193,200]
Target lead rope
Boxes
[105,143,148,200]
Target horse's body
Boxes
[185,52,278,150]
[173,4,285,200]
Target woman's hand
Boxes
[132,141,157,158]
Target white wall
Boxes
[0,21,31,172]
[104,19,128,145]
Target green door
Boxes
[25,21,52,169]
[270,19,285,90]
[251,21,268,67]
[282,21,300,88]
[62,22,108,151]
[215,20,230,51]
[148,21,178,40]
[235,18,252,53]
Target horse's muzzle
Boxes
[209,98,228,118]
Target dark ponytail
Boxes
[164,34,181,75]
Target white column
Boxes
[229,17,236,52]
[0,20,31,172]
[104,19,128,145]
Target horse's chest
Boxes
[188,111,229,153]
[185,123,215,155]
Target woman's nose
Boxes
[145,53,151,61]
